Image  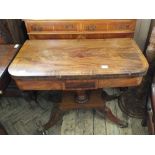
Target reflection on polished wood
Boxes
[8,39,148,81]
[8,38,148,132]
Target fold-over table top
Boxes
[8,38,148,80]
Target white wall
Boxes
[134,19,151,52]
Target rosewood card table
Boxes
[8,38,148,132]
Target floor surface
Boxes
[0,88,148,135]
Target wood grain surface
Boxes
[8,38,148,79]
[0,45,19,78]
[13,77,142,90]
[24,19,136,39]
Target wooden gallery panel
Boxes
[24,20,136,39]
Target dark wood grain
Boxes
[0,19,26,96]
[8,39,148,80]
[0,45,19,92]
[0,45,18,76]
[0,19,27,44]
[0,20,13,44]
[12,77,142,91]
[65,80,96,90]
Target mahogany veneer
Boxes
[8,39,148,83]
[7,19,149,133]
[24,19,136,39]
[8,38,148,132]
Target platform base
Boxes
[42,90,128,133]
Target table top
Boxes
[8,38,148,80]
[0,44,19,79]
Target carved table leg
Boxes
[96,105,128,128]
[100,90,128,128]
[41,89,128,134]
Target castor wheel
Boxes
[119,121,128,128]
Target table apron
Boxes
[13,77,143,91]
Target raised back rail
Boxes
[24,19,136,39]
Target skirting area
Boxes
[0,88,148,135]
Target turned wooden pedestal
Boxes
[43,90,128,132]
